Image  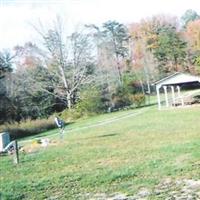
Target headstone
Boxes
[41,138,50,147]
[0,132,10,152]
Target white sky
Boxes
[0,0,200,50]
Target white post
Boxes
[156,86,161,110]
[177,85,184,106]
[163,86,169,107]
[171,86,175,106]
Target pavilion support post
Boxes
[163,86,169,107]
[156,86,161,110]
[171,86,176,106]
[177,85,184,106]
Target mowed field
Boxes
[0,106,200,199]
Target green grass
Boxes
[0,106,200,199]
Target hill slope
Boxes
[1,106,200,199]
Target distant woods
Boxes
[0,10,200,123]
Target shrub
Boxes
[0,117,56,139]
[76,88,106,114]
[60,88,107,121]
[130,93,146,107]
[60,108,83,122]
[111,86,132,109]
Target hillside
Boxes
[1,106,200,199]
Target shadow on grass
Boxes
[97,133,118,138]
[80,133,118,141]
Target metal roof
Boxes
[153,72,200,88]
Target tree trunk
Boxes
[67,93,72,109]
[139,80,145,95]
[116,56,123,85]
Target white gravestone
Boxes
[0,132,10,152]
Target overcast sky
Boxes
[0,0,200,50]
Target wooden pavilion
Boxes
[154,72,200,109]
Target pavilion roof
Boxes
[154,72,200,88]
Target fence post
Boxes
[13,140,19,164]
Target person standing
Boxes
[54,116,65,140]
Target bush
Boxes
[60,88,107,121]
[60,108,83,122]
[111,86,132,109]
[76,88,106,114]
[0,117,56,139]
[130,93,146,107]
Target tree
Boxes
[195,56,200,74]
[0,50,14,79]
[184,19,200,73]
[0,50,15,123]
[102,21,129,85]
[181,9,200,28]
[86,22,130,109]
[14,42,45,69]
[136,15,186,76]
[153,26,187,75]
[129,22,156,92]
[32,19,95,109]
[185,19,200,51]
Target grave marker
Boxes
[0,132,10,152]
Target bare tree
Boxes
[32,19,95,109]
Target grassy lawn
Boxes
[0,106,200,199]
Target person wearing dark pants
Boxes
[54,117,65,140]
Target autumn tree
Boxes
[184,19,200,74]
[138,15,187,77]
[185,19,200,51]
[129,22,156,93]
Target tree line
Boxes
[0,10,200,123]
